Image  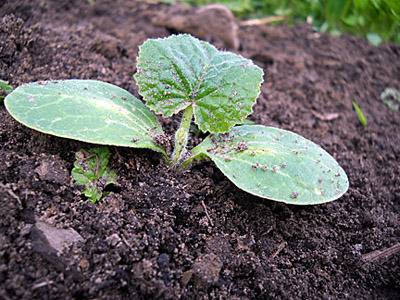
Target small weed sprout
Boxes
[72,147,117,203]
[0,80,13,102]
[4,34,349,205]
[352,100,367,127]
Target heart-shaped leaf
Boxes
[5,80,165,154]
[134,34,263,133]
[189,125,349,205]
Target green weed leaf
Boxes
[0,79,13,101]
[189,125,349,205]
[82,185,103,203]
[135,34,263,133]
[352,101,367,127]
[4,80,166,154]
[72,147,117,203]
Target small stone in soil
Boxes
[35,155,70,185]
[34,219,84,253]
[190,253,222,289]
[106,233,121,246]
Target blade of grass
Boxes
[352,100,367,127]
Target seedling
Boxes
[71,147,117,203]
[0,80,13,102]
[352,100,367,127]
[4,34,349,205]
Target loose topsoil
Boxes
[1,1,399,299]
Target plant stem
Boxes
[171,105,193,165]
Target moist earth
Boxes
[0,0,399,299]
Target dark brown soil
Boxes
[1,1,399,299]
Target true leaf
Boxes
[134,34,263,133]
[189,125,349,205]
[4,80,166,154]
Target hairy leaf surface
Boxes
[5,80,165,153]
[190,125,349,205]
[135,34,263,133]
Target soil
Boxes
[1,0,399,299]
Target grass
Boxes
[352,100,368,127]
[182,0,400,45]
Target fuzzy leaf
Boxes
[134,34,263,133]
[190,125,349,205]
[4,80,166,154]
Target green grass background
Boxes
[181,0,400,45]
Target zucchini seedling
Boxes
[4,34,349,205]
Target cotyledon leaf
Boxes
[134,34,264,133]
[4,80,166,154]
[189,125,349,205]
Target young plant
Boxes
[352,100,367,127]
[72,147,117,203]
[0,80,13,102]
[4,34,349,205]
